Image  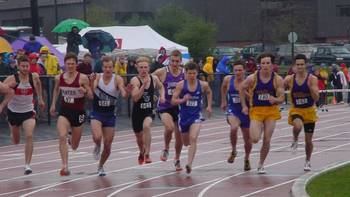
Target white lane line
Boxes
[197,138,350,197]
[86,123,350,197]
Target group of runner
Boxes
[0,50,318,177]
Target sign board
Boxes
[288,32,298,43]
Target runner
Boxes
[220,60,252,171]
[50,52,93,176]
[3,55,45,174]
[284,54,319,171]
[90,56,131,176]
[171,62,212,174]
[240,53,284,174]
[153,50,184,171]
[130,57,165,165]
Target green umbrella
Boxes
[52,18,90,33]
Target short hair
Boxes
[83,52,92,58]
[294,54,307,63]
[233,60,246,68]
[17,55,29,64]
[185,62,199,72]
[64,52,78,63]
[170,50,182,59]
[102,55,113,64]
[257,53,275,64]
[136,56,150,64]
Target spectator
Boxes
[150,54,165,73]
[87,37,102,61]
[272,63,279,73]
[314,68,326,107]
[216,56,230,75]
[157,47,169,65]
[114,55,127,77]
[29,53,45,75]
[23,35,42,55]
[330,65,345,103]
[93,53,106,73]
[77,52,93,75]
[246,57,257,74]
[126,57,137,83]
[203,56,214,82]
[66,26,82,55]
[340,63,349,103]
[39,46,60,76]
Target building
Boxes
[0,0,350,45]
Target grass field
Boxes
[307,164,350,197]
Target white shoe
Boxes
[304,161,311,171]
[257,165,266,174]
[98,166,106,176]
[24,165,32,175]
[93,145,101,161]
[291,141,298,154]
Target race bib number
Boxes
[78,114,85,123]
[167,88,174,96]
[232,97,240,104]
[64,97,74,104]
[186,100,198,107]
[296,98,308,105]
[140,102,152,109]
[98,100,111,107]
[258,94,269,101]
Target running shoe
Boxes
[144,154,152,164]
[174,159,183,171]
[244,159,251,171]
[227,150,237,163]
[24,165,32,175]
[304,161,311,171]
[160,149,169,161]
[185,164,192,174]
[93,145,101,161]
[291,141,298,154]
[257,165,266,174]
[60,168,70,176]
[138,152,145,165]
[98,166,106,176]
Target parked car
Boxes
[211,46,240,60]
[310,45,350,65]
[241,43,278,62]
[276,44,316,65]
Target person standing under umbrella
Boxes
[66,27,82,55]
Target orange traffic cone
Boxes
[332,96,337,105]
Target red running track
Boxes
[0,105,349,197]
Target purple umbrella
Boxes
[11,36,64,68]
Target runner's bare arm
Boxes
[239,74,253,110]
[271,75,285,104]
[153,75,165,103]
[116,75,128,99]
[32,73,45,109]
[171,81,186,106]
[202,80,213,118]
[152,67,166,82]
[220,76,230,111]
[283,75,292,90]
[3,75,16,89]
[0,82,14,113]
[309,75,320,102]
[130,76,145,102]
[81,74,93,100]
[50,75,60,116]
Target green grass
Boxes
[307,164,350,197]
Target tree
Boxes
[85,5,118,26]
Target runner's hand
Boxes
[50,105,56,117]
[242,106,249,115]
[182,94,192,103]
[125,83,133,93]
[220,100,227,111]
[268,95,277,104]
[206,106,212,119]
[79,86,87,94]
[89,73,96,81]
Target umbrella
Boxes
[52,18,89,33]
[0,36,13,53]
[82,30,116,53]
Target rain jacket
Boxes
[40,46,61,75]
[215,56,230,74]
[203,56,214,81]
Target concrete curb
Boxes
[291,160,350,197]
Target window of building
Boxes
[2,17,43,26]
[336,5,350,17]
[115,12,153,24]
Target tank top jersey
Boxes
[179,80,202,121]
[291,74,314,108]
[132,76,154,115]
[59,72,85,111]
[227,76,244,114]
[252,71,277,107]
[158,66,185,111]
[92,74,119,114]
[8,73,35,113]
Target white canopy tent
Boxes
[55,25,189,60]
